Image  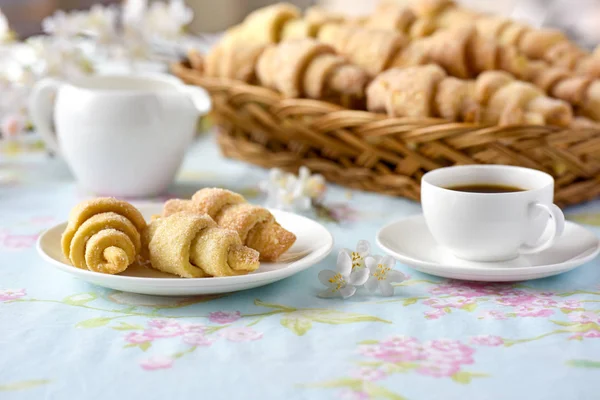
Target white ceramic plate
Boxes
[37,205,333,295]
[377,214,600,282]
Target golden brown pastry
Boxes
[475,71,572,126]
[367,65,479,122]
[61,198,147,275]
[405,0,600,78]
[162,188,296,262]
[145,213,259,278]
[239,2,301,44]
[256,39,369,98]
[318,24,406,76]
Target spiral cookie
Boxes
[162,188,296,261]
[61,198,147,274]
[145,213,260,278]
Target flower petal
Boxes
[382,255,396,269]
[298,166,310,181]
[318,270,337,287]
[387,270,407,283]
[380,281,395,297]
[349,268,369,286]
[364,276,379,293]
[339,285,357,299]
[294,196,311,211]
[356,240,371,256]
[318,288,340,298]
[337,251,352,276]
[364,255,380,272]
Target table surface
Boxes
[1,134,600,400]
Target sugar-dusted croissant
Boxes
[406,0,600,79]
[256,39,369,98]
[367,64,480,122]
[318,24,407,76]
[145,213,259,278]
[281,6,349,40]
[475,71,572,126]
[238,2,301,44]
[61,198,147,274]
[162,188,296,261]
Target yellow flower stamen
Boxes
[351,252,363,269]
[373,263,391,281]
[328,273,345,292]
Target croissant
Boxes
[367,65,479,122]
[256,39,369,99]
[145,213,259,278]
[475,71,572,126]
[318,24,406,77]
[61,198,147,274]
[281,6,349,40]
[405,0,600,79]
[238,2,300,44]
[162,188,296,261]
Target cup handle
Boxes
[28,78,63,155]
[182,85,211,116]
[519,202,565,255]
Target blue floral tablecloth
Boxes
[1,133,600,400]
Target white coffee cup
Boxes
[421,165,565,262]
[28,73,211,197]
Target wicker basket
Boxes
[173,62,600,207]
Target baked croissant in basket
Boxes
[61,198,147,275]
[367,64,479,122]
[145,213,259,278]
[162,188,296,262]
[256,39,369,98]
[367,65,572,126]
[475,71,572,126]
[406,0,600,78]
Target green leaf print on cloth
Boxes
[0,380,50,391]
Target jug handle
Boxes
[28,78,63,155]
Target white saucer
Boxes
[376,214,600,282]
[37,205,333,295]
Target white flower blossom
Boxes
[342,240,371,270]
[364,255,406,297]
[0,8,15,43]
[259,167,326,212]
[318,251,369,299]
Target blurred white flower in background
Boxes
[259,167,327,212]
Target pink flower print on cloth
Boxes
[559,300,582,310]
[469,335,504,346]
[208,311,241,324]
[140,355,174,371]
[0,288,26,301]
[514,305,554,317]
[568,312,599,324]
[145,320,184,338]
[424,309,446,319]
[496,295,537,307]
[125,332,153,344]
[219,327,263,342]
[478,310,508,320]
[182,332,214,346]
[417,359,461,378]
[429,281,522,298]
[422,339,474,365]
[570,331,600,340]
[0,231,39,250]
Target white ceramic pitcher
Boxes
[29,73,211,197]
